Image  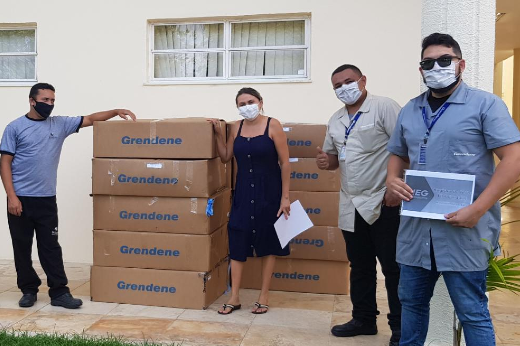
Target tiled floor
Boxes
[1,207,520,345]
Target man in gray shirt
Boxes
[317,64,402,346]
[0,83,136,309]
[386,33,520,345]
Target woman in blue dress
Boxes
[209,87,291,315]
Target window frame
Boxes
[148,17,311,85]
[0,25,38,86]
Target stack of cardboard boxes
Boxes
[90,119,231,309]
[241,123,350,295]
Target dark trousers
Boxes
[7,196,69,298]
[342,205,401,331]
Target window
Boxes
[0,27,37,83]
[150,18,309,83]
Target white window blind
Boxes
[151,18,309,83]
[0,28,37,81]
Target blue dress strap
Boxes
[264,117,272,136]
[237,120,244,137]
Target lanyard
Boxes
[344,111,362,142]
[422,103,450,144]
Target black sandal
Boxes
[252,302,269,314]
[218,303,241,315]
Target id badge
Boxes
[339,145,347,162]
[418,144,427,165]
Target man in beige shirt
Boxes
[316,64,401,346]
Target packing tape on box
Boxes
[108,159,119,186]
[148,197,159,206]
[190,198,198,214]
[283,127,292,132]
[149,120,157,139]
[109,195,115,213]
[185,162,193,192]
[327,226,336,253]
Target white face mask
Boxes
[335,78,363,105]
[238,104,260,121]
[422,61,460,89]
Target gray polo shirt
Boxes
[0,114,83,197]
[387,81,520,272]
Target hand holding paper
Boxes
[275,200,314,248]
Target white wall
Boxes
[0,0,421,263]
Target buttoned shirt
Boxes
[323,93,401,231]
[387,82,520,271]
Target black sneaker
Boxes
[331,318,378,337]
[50,293,83,309]
[18,293,37,308]
[389,330,401,346]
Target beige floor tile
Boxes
[491,304,520,324]
[0,308,36,328]
[63,263,91,281]
[493,320,520,345]
[240,324,330,346]
[0,291,49,311]
[251,307,332,333]
[86,315,174,340]
[164,320,248,346]
[71,281,91,296]
[267,290,335,311]
[180,303,256,325]
[40,295,117,315]
[12,311,102,334]
[0,275,17,286]
[108,303,183,320]
[0,282,16,293]
[334,295,352,313]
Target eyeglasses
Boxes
[420,56,461,70]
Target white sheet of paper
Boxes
[275,200,314,248]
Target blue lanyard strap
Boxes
[422,103,450,144]
[344,111,363,141]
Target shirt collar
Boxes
[415,81,469,108]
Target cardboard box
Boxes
[93,225,228,271]
[93,118,224,159]
[289,191,339,227]
[282,123,327,158]
[92,158,225,197]
[241,257,349,295]
[289,158,341,192]
[93,189,231,234]
[288,226,347,262]
[90,259,228,309]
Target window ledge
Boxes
[0,81,37,87]
[144,78,312,86]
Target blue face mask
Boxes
[33,101,54,119]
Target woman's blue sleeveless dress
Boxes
[228,117,290,261]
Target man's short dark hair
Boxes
[331,64,363,79]
[421,33,462,59]
[29,83,55,100]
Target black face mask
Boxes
[33,101,54,119]
[426,75,461,94]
